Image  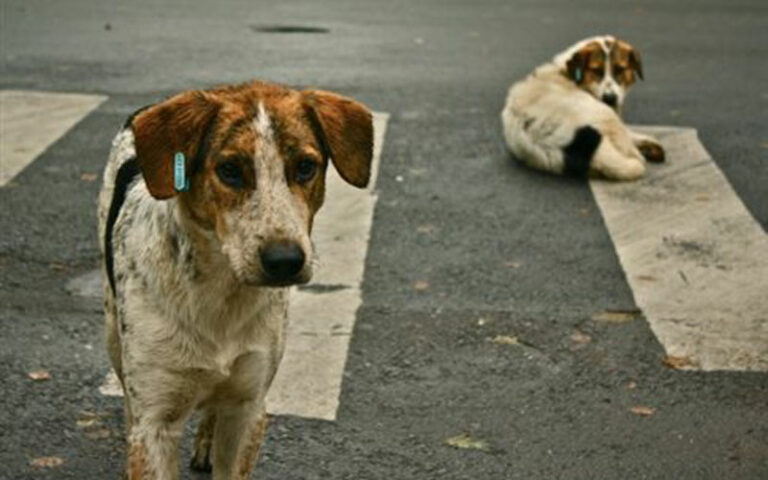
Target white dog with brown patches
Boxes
[98,81,373,479]
[501,35,665,180]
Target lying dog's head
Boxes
[130,82,373,287]
[557,35,643,112]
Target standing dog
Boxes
[501,35,665,180]
[98,81,373,479]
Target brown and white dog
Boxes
[501,35,665,180]
[97,81,373,479]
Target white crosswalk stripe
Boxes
[0,90,107,186]
[591,126,768,371]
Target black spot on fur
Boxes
[562,126,602,177]
[105,158,140,294]
[169,232,179,256]
[523,117,534,130]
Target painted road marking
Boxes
[0,90,107,186]
[591,126,768,371]
[93,113,390,420]
[266,112,388,420]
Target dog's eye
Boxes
[295,159,318,184]
[216,161,244,188]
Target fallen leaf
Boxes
[412,280,430,291]
[635,274,657,282]
[630,406,656,417]
[591,309,640,324]
[662,355,699,370]
[571,331,591,345]
[80,172,98,182]
[444,433,489,451]
[504,261,521,269]
[626,381,637,390]
[76,411,101,429]
[488,335,519,345]
[416,224,434,234]
[30,456,64,468]
[28,370,51,381]
[85,428,111,440]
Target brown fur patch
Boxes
[127,441,146,480]
[302,90,374,188]
[566,41,606,87]
[132,91,219,199]
[236,413,269,479]
[611,40,643,86]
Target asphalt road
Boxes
[1,0,767,479]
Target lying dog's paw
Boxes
[637,140,666,163]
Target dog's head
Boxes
[130,82,373,287]
[558,35,643,112]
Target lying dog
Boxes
[501,35,665,180]
[98,81,373,479]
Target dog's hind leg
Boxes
[629,130,666,163]
[190,409,215,473]
[591,137,646,181]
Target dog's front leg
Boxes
[124,372,197,480]
[127,421,184,480]
[211,401,268,480]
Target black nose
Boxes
[602,93,618,107]
[260,242,305,282]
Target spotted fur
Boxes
[98,80,373,479]
[501,35,665,180]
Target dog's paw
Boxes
[637,140,666,163]
[190,453,212,473]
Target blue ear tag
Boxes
[174,152,190,192]
[574,68,583,83]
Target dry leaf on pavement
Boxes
[571,331,591,345]
[412,280,430,291]
[444,433,489,451]
[30,456,64,469]
[630,406,656,417]
[662,355,699,370]
[28,370,51,381]
[591,309,640,324]
[80,173,98,182]
[488,335,519,345]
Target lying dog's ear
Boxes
[628,47,643,81]
[130,91,219,199]
[566,49,589,84]
[302,90,374,188]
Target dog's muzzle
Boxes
[602,92,618,108]
[259,241,306,285]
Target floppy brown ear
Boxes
[130,91,219,199]
[303,90,374,188]
[629,47,644,81]
[566,49,589,84]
